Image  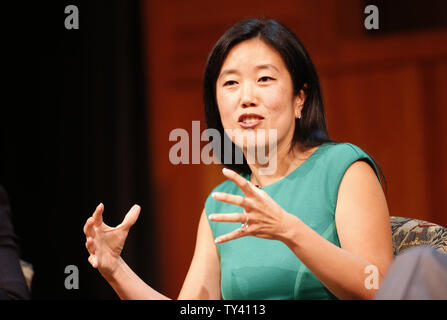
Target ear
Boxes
[294,85,307,119]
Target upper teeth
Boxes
[242,117,261,123]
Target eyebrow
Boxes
[218,64,279,80]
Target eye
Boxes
[258,76,275,83]
[223,80,237,86]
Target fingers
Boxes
[88,254,98,268]
[214,226,247,244]
[85,237,95,254]
[222,168,256,196]
[92,203,104,227]
[212,192,247,208]
[83,203,104,236]
[210,212,251,244]
[117,204,141,230]
[83,217,95,237]
[209,213,247,223]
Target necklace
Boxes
[251,175,263,189]
[250,174,262,188]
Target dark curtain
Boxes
[1,0,158,299]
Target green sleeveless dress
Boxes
[204,142,381,300]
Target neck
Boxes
[247,141,312,188]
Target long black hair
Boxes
[202,18,387,192]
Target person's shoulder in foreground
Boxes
[0,185,30,300]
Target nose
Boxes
[240,82,258,108]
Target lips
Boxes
[238,113,264,128]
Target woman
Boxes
[83,18,393,300]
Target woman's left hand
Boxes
[209,168,296,244]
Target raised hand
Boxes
[209,168,295,244]
[83,203,140,279]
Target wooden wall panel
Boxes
[321,65,430,221]
[427,61,447,227]
[141,0,447,297]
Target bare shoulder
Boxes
[340,160,382,193]
[336,159,387,221]
[335,160,393,274]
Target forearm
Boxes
[104,257,171,300]
[280,214,382,300]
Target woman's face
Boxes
[216,38,303,153]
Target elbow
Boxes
[343,271,385,300]
[361,289,379,300]
[360,271,386,300]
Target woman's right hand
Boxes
[83,203,141,280]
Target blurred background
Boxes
[1,0,446,299]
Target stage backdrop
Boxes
[2,1,159,299]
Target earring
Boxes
[296,103,302,119]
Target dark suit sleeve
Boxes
[0,186,30,299]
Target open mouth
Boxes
[238,113,264,128]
